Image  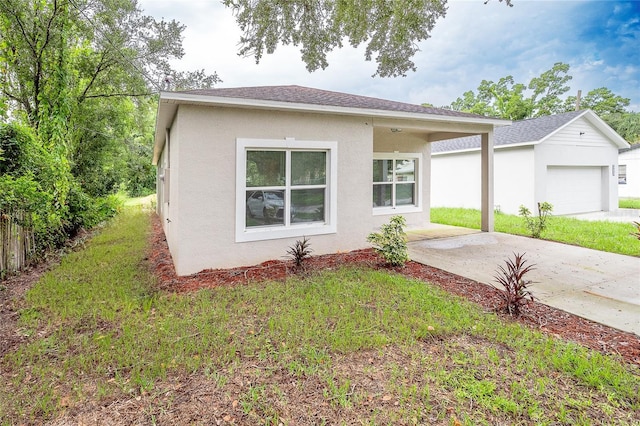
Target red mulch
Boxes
[148,214,640,366]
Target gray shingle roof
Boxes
[177,85,486,119]
[619,143,640,154]
[431,110,586,153]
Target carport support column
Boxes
[481,131,494,232]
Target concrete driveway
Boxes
[408,227,640,336]
[564,208,640,223]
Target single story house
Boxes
[431,110,630,216]
[618,144,640,199]
[152,85,508,275]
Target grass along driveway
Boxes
[0,207,638,425]
[619,198,640,209]
[431,207,640,257]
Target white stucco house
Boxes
[431,110,630,216]
[152,86,508,275]
[618,144,640,199]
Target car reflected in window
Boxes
[246,190,286,225]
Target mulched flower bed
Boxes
[148,214,640,366]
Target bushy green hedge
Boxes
[0,123,122,263]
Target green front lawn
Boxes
[431,207,640,257]
[1,206,638,424]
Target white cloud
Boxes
[138,0,639,111]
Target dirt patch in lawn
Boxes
[149,214,640,367]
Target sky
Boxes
[137,0,640,111]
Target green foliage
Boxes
[0,0,216,257]
[64,184,122,235]
[528,62,572,116]
[564,87,630,116]
[0,0,217,200]
[0,174,51,223]
[519,202,553,238]
[367,215,409,266]
[0,124,63,253]
[604,112,640,144]
[447,63,632,120]
[286,237,313,270]
[494,252,535,316]
[0,123,45,176]
[223,0,512,78]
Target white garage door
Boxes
[546,166,603,215]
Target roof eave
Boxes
[153,91,511,165]
[581,110,631,149]
[432,140,538,156]
[536,109,630,149]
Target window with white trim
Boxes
[236,138,337,242]
[373,153,421,214]
[619,164,627,184]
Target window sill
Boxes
[236,222,337,243]
[372,206,422,216]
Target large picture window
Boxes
[237,138,337,242]
[373,153,421,214]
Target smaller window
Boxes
[619,165,627,185]
[372,153,422,215]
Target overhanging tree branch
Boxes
[83,92,154,99]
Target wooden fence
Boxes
[0,211,35,278]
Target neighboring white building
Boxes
[431,110,630,216]
[618,144,640,199]
[153,86,508,275]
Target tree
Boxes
[478,76,533,120]
[528,62,572,116]
[446,63,632,122]
[223,0,513,78]
[563,87,630,116]
[450,76,532,120]
[0,0,220,259]
[450,90,493,116]
[0,0,220,199]
[603,112,640,144]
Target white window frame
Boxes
[372,152,422,216]
[236,138,338,242]
[619,164,627,185]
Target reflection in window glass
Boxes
[292,152,326,185]
[245,190,285,227]
[291,188,325,223]
[396,184,415,205]
[373,159,393,182]
[395,159,415,182]
[244,148,329,229]
[372,184,392,207]
[246,151,285,187]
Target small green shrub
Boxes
[286,237,313,270]
[494,252,535,316]
[632,220,640,241]
[367,215,409,266]
[519,202,553,238]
